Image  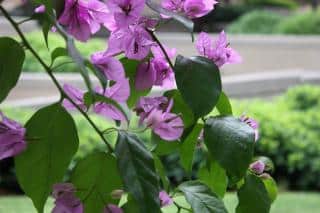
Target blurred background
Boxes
[0,0,320,212]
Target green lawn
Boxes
[0,192,319,213]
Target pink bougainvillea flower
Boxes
[159,190,173,207]
[135,61,156,91]
[151,45,176,88]
[135,96,183,141]
[135,45,176,90]
[161,0,184,12]
[124,25,155,60]
[151,45,177,60]
[0,112,26,160]
[104,204,123,213]
[152,58,175,89]
[106,25,154,60]
[34,4,46,13]
[184,0,218,18]
[146,109,184,141]
[250,160,265,175]
[94,78,130,122]
[91,52,125,81]
[107,0,145,29]
[52,183,83,213]
[58,0,112,42]
[196,31,241,67]
[62,84,87,111]
[240,115,259,142]
[135,96,170,124]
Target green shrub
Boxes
[227,10,283,34]
[234,85,320,190]
[243,0,298,9]
[23,32,106,72]
[276,10,320,34]
[1,85,320,191]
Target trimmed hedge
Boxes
[1,85,320,191]
[276,11,320,34]
[227,10,283,34]
[228,10,320,35]
[234,85,320,190]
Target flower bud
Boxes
[250,160,265,175]
[34,5,46,14]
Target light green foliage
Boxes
[227,10,283,34]
[23,32,106,72]
[228,10,320,35]
[276,10,320,34]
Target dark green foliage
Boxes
[15,104,79,212]
[71,152,122,213]
[178,181,227,213]
[204,116,255,182]
[174,55,222,119]
[0,37,25,103]
[236,174,271,213]
[115,132,161,213]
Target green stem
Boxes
[0,6,114,152]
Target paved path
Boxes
[1,70,319,107]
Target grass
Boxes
[0,192,319,213]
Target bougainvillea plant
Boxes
[0,0,277,212]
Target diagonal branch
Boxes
[0,6,114,152]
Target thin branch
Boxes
[147,29,175,70]
[0,6,114,152]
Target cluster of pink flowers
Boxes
[161,0,218,19]
[135,96,184,141]
[52,183,123,213]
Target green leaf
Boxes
[154,154,170,190]
[216,92,233,115]
[164,90,195,128]
[152,132,180,155]
[121,58,151,108]
[0,37,25,103]
[122,195,140,213]
[198,160,228,198]
[15,103,79,213]
[174,55,222,118]
[204,116,255,182]
[115,131,161,213]
[178,181,227,213]
[236,174,271,213]
[51,47,68,64]
[179,124,203,173]
[71,152,122,213]
[262,176,277,203]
